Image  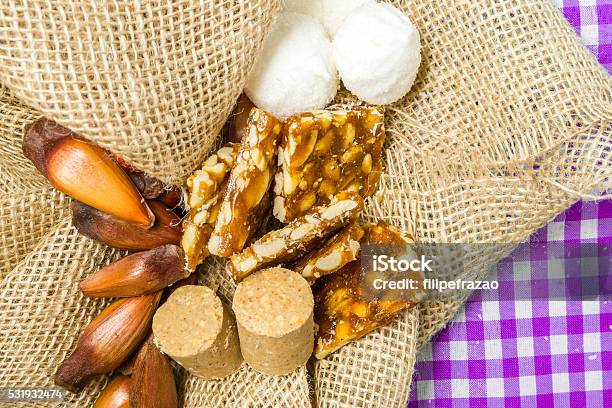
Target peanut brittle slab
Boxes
[313,222,423,359]
[181,143,240,271]
[292,222,364,283]
[227,192,364,282]
[208,109,282,257]
[273,105,385,222]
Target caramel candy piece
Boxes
[361,221,413,244]
[273,105,384,222]
[152,285,243,379]
[313,222,422,359]
[181,143,240,271]
[232,267,314,376]
[227,192,364,282]
[208,109,282,257]
[293,222,364,283]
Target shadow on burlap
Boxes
[0,0,610,407]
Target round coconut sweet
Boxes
[320,0,376,38]
[332,2,421,105]
[284,0,374,38]
[245,12,338,119]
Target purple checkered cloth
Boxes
[409,200,611,407]
[553,0,612,73]
[408,2,611,406]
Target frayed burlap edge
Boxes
[0,0,283,185]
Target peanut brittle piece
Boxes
[181,222,213,272]
[181,143,240,271]
[273,105,384,222]
[227,192,364,281]
[208,109,282,257]
[313,222,423,359]
[292,222,364,283]
[186,144,239,219]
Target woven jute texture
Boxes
[0,0,611,407]
[0,0,281,185]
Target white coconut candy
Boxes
[333,2,421,105]
[245,12,338,119]
[284,0,374,38]
[320,0,376,38]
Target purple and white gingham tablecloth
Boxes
[552,0,612,72]
[408,1,611,406]
[409,200,611,407]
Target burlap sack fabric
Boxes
[0,0,609,407]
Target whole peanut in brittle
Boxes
[292,222,364,283]
[273,105,384,222]
[208,109,282,257]
[227,192,364,282]
[313,222,424,359]
[181,143,239,271]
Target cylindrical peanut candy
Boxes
[232,267,314,376]
[152,285,243,380]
